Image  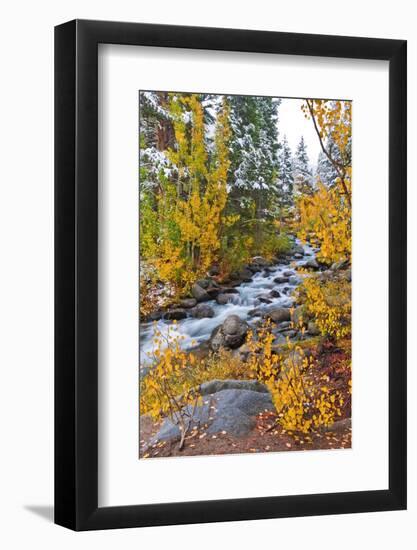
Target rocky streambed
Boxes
[139,239,352,454]
[139,239,328,375]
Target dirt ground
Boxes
[139,412,351,459]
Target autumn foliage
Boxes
[139,93,352,456]
[140,93,291,305]
[296,277,351,340]
[297,100,352,264]
[245,321,343,433]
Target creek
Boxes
[140,240,316,366]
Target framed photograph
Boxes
[55,19,407,530]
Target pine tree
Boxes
[278,135,294,206]
[228,95,280,193]
[229,96,279,213]
[139,91,293,295]
[226,95,282,248]
[293,136,313,196]
[316,137,341,187]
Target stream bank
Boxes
[140,239,320,375]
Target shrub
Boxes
[269,348,343,433]
[246,320,281,384]
[218,232,253,277]
[245,321,343,433]
[254,228,292,260]
[140,323,201,449]
[139,276,157,319]
[140,319,344,442]
[193,347,251,381]
[296,276,351,340]
[140,324,254,447]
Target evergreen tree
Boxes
[293,136,313,196]
[227,96,281,244]
[278,135,294,205]
[139,91,293,290]
[228,95,280,192]
[316,137,341,187]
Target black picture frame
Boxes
[55,19,407,531]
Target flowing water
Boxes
[140,240,316,367]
